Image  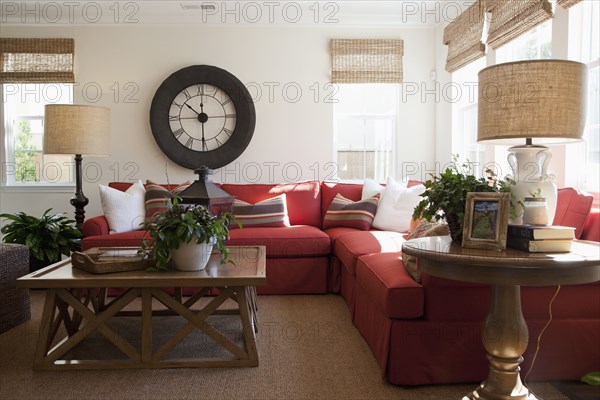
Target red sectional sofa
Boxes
[82,181,600,385]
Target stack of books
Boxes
[506,224,576,253]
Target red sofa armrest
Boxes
[83,215,110,237]
[581,208,600,242]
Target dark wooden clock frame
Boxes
[150,65,256,170]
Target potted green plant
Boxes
[0,209,81,272]
[141,197,235,272]
[412,157,512,241]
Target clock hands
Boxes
[184,101,209,123]
[184,103,200,115]
[200,101,207,151]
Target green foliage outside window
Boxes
[14,120,40,182]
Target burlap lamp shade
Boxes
[478,60,587,144]
[44,104,111,156]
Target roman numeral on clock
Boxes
[185,137,194,148]
[172,128,184,139]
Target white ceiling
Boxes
[1,1,470,27]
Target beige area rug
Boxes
[0,290,569,400]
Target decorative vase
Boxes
[445,212,463,242]
[170,237,215,271]
[506,146,557,225]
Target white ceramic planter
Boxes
[170,237,214,271]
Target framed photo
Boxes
[462,192,510,250]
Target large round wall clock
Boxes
[150,65,256,170]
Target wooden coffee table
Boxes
[17,246,266,370]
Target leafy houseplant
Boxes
[412,157,511,241]
[141,197,234,272]
[0,209,81,271]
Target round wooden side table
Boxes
[402,236,600,400]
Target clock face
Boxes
[169,84,237,152]
[150,65,255,170]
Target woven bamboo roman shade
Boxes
[330,39,404,84]
[0,38,74,83]
[486,0,553,50]
[443,1,486,73]
[556,0,583,9]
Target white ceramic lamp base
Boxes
[506,145,557,225]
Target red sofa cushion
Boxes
[82,230,148,250]
[220,181,321,227]
[226,226,330,257]
[356,252,424,319]
[82,215,110,237]
[582,208,600,241]
[334,230,406,276]
[323,226,359,245]
[553,187,593,239]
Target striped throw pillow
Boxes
[144,180,191,222]
[231,194,290,228]
[323,194,378,231]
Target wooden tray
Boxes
[71,247,155,274]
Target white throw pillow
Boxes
[361,179,386,200]
[99,180,146,233]
[371,177,425,232]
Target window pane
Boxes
[451,57,487,175]
[567,2,600,192]
[335,84,398,115]
[42,154,74,183]
[3,83,73,185]
[496,20,552,63]
[336,119,364,150]
[572,0,600,63]
[582,66,600,191]
[334,84,398,181]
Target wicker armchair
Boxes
[0,243,31,334]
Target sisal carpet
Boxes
[0,290,571,400]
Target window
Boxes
[2,83,74,186]
[333,84,398,181]
[451,57,487,175]
[567,0,600,192]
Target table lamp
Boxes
[477,59,587,224]
[43,104,111,231]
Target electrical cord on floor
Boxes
[524,285,562,399]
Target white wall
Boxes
[0,24,437,219]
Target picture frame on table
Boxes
[462,192,510,251]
